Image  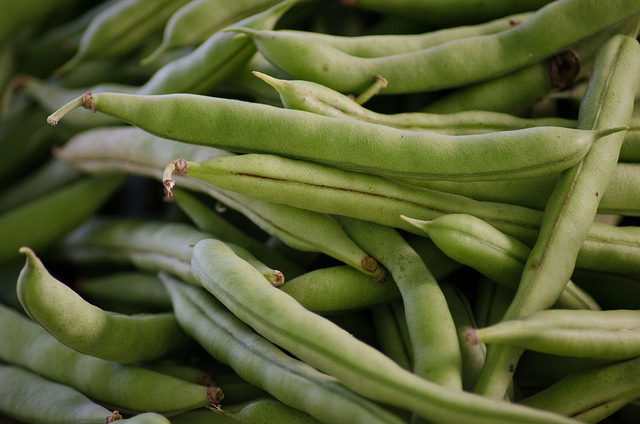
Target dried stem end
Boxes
[162,158,189,199]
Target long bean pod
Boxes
[190,238,578,424]
[48,91,619,182]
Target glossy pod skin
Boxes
[16,247,192,363]
[47,91,620,182]
[54,127,385,280]
[234,0,640,94]
[0,303,216,415]
[161,273,408,424]
[190,238,578,424]
[467,309,640,360]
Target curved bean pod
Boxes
[401,214,600,311]
[0,363,119,424]
[0,175,125,265]
[233,0,640,94]
[467,309,640,360]
[337,216,462,389]
[48,91,619,182]
[17,247,192,363]
[0,303,216,415]
[161,273,408,424]
[191,238,577,424]
[54,127,384,279]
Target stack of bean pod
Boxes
[2,0,640,423]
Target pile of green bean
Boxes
[2,0,640,422]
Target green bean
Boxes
[76,271,172,314]
[56,217,284,286]
[570,269,640,310]
[467,309,640,360]
[0,158,83,214]
[49,92,619,182]
[272,12,531,58]
[473,278,514,329]
[440,282,487,392]
[343,0,549,26]
[191,238,579,424]
[160,273,408,424]
[0,363,121,424]
[474,34,640,400]
[54,127,384,279]
[160,151,640,276]
[371,302,412,371]
[415,161,640,215]
[16,247,192,363]
[279,265,400,313]
[519,356,640,421]
[254,71,575,133]
[232,0,640,94]
[143,0,281,64]
[56,0,191,74]
[171,187,304,278]
[337,216,462,389]
[0,175,125,265]
[402,214,600,311]
[0,303,216,415]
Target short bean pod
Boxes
[467,309,640,360]
[190,238,577,424]
[17,247,192,363]
[160,273,408,424]
[0,303,217,415]
[48,91,619,182]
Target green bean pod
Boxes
[191,238,578,424]
[0,303,216,415]
[0,175,125,265]
[337,217,462,389]
[48,92,620,182]
[233,0,640,94]
[17,247,192,363]
[0,363,120,424]
[475,34,640,400]
[401,214,600,311]
[56,0,191,74]
[273,13,531,58]
[468,309,640,360]
[161,273,408,424]
[371,302,412,371]
[254,71,575,133]
[57,217,284,286]
[144,0,281,64]
[54,127,385,280]
[0,0,78,44]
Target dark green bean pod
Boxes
[160,273,408,424]
[0,0,79,44]
[49,91,619,182]
[0,303,216,415]
[233,0,640,94]
[0,175,125,265]
[190,238,578,424]
[17,247,192,363]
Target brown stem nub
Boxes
[463,329,479,345]
[207,385,225,405]
[162,158,189,199]
[106,410,122,423]
[269,270,285,287]
[549,50,581,89]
